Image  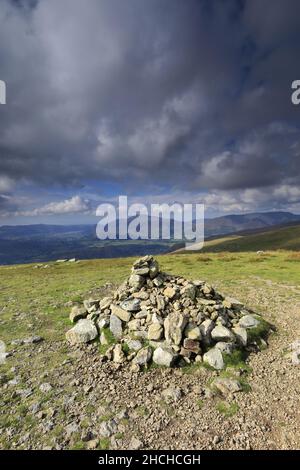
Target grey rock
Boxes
[214,341,235,354]
[109,314,123,339]
[99,419,117,438]
[212,377,242,395]
[233,326,248,346]
[211,325,234,342]
[203,348,224,370]
[120,298,141,312]
[162,386,183,402]
[239,315,259,329]
[148,323,163,340]
[153,347,177,367]
[69,306,87,323]
[132,346,152,366]
[65,319,98,344]
[111,304,131,322]
[39,383,53,393]
[199,319,215,346]
[164,311,188,346]
[128,274,145,289]
[126,339,142,351]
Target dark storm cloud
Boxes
[0,0,300,201]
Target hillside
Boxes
[1,211,300,265]
[183,223,300,253]
[0,252,299,450]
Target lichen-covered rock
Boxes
[239,314,259,329]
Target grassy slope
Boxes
[0,251,299,347]
[0,251,299,449]
[199,224,300,252]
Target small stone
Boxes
[99,419,117,438]
[69,306,87,323]
[200,319,215,346]
[120,299,141,312]
[129,437,143,450]
[183,338,201,354]
[128,274,145,289]
[212,377,242,395]
[100,297,112,310]
[162,386,183,402]
[113,344,126,363]
[39,383,52,393]
[233,326,247,346]
[126,339,142,351]
[163,286,176,299]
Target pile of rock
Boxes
[66,256,269,370]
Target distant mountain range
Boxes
[0,211,299,265]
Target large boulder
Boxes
[66,319,98,345]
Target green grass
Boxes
[194,224,300,253]
[216,401,239,417]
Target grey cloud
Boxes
[0,0,300,201]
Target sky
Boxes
[0,0,300,225]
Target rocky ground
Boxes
[0,256,300,450]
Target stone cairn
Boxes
[66,255,268,370]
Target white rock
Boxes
[211,325,234,342]
[153,347,177,367]
[203,348,224,370]
[239,314,259,329]
[65,319,98,344]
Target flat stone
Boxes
[212,377,242,395]
[211,325,234,342]
[239,314,259,329]
[66,319,98,344]
[111,304,131,322]
[120,298,141,312]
